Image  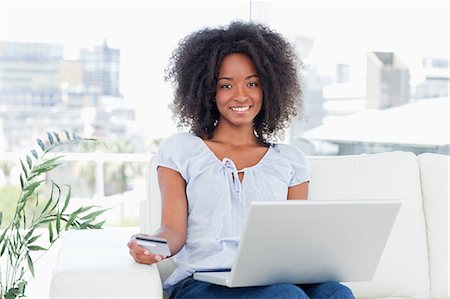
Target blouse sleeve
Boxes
[156,133,190,182]
[277,144,310,187]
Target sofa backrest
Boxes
[308,151,430,298]
[144,151,439,298]
[418,153,449,299]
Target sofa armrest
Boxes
[140,199,151,234]
[418,153,449,299]
[49,228,163,299]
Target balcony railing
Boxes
[1,151,154,226]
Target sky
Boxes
[1,0,449,139]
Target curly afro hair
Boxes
[165,21,303,144]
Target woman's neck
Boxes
[209,122,258,147]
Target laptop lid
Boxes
[224,199,401,287]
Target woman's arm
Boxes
[153,166,188,253]
[128,166,188,264]
[287,181,309,200]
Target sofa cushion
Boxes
[308,152,430,299]
[50,229,163,299]
[418,153,449,299]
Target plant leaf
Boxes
[19,174,24,189]
[26,155,33,169]
[61,185,71,214]
[4,287,20,299]
[65,211,79,229]
[41,183,55,215]
[24,228,35,240]
[20,180,44,203]
[31,155,63,171]
[18,280,27,295]
[1,227,8,242]
[49,182,62,213]
[27,253,35,277]
[65,205,97,229]
[80,209,109,221]
[15,202,26,219]
[48,221,54,243]
[78,205,99,213]
[79,218,94,229]
[40,216,57,224]
[20,159,28,178]
[0,238,8,256]
[34,154,62,167]
[92,219,106,229]
[35,192,39,207]
[47,131,54,145]
[28,245,46,251]
[37,138,46,151]
[27,234,42,244]
[29,159,62,179]
[19,268,25,281]
[56,207,61,233]
[64,130,71,140]
[53,131,61,143]
[23,180,44,192]
[31,149,38,159]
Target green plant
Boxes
[0,131,108,299]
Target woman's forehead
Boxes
[218,53,258,76]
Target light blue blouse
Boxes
[156,133,310,291]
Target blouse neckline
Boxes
[193,134,272,172]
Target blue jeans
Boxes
[169,276,355,299]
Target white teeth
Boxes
[231,106,250,112]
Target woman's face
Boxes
[215,53,263,129]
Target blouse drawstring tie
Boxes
[222,158,243,195]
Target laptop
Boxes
[193,199,401,287]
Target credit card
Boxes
[135,234,171,257]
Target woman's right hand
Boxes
[128,166,188,265]
[127,236,166,264]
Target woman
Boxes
[128,21,354,299]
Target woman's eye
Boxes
[221,83,232,89]
[248,82,258,87]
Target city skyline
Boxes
[1,1,449,140]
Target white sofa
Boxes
[50,151,449,299]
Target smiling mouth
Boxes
[230,106,251,112]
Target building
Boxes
[336,64,350,83]
[415,57,449,99]
[322,82,366,116]
[0,40,134,152]
[302,97,449,155]
[59,60,84,89]
[79,40,121,97]
[59,60,86,107]
[0,41,63,107]
[294,34,315,59]
[289,36,327,152]
[366,52,410,109]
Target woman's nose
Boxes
[234,84,248,102]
